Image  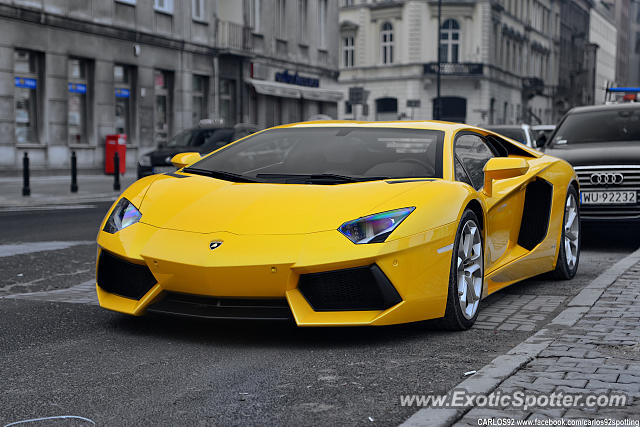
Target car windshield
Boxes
[163,130,194,148]
[552,109,640,144]
[487,128,526,144]
[187,127,444,183]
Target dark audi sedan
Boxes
[544,104,640,222]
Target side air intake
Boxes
[518,179,553,250]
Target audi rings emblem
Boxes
[590,172,624,185]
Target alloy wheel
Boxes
[563,193,579,270]
[456,220,483,320]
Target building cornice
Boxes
[0,3,220,56]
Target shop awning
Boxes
[247,78,343,102]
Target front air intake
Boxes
[97,250,157,300]
[298,264,402,311]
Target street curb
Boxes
[400,247,640,427]
[0,194,118,210]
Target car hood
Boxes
[544,141,640,167]
[138,174,430,234]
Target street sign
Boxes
[407,99,421,108]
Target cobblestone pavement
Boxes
[457,261,640,424]
[475,294,566,332]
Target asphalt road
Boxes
[0,205,638,426]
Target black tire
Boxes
[551,185,581,280]
[437,209,484,331]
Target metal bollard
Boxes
[22,152,30,196]
[70,151,78,193]
[113,152,121,191]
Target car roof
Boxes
[196,126,234,131]
[568,103,640,114]
[532,125,555,129]
[278,120,503,133]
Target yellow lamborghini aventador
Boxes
[96,121,580,330]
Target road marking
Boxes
[0,204,98,213]
[0,241,95,257]
[1,280,97,305]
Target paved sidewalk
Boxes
[404,248,640,426]
[0,173,137,208]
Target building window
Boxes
[345,100,352,115]
[318,0,328,48]
[250,0,261,32]
[275,0,286,39]
[220,79,236,126]
[192,0,205,21]
[440,19,460,63]
[298,0,308,43]
[14,49,40,144]
[192,75,208,124]
[114,64,134,139]
[342,36,355,67]
[116,0,136,4]
[342,0,354,6]
[68,58,89,145]
[381,22,393,64]
[154,0,173,14]
[154,70,172,145]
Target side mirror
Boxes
[483,157,529,197]
[171,152,201,169]
[535,134,547,148]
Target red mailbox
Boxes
[105,134,126,175]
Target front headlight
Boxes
[103,198,142,234]
[338,207,415,244]
[139,155,152,167]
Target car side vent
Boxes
[518,178,553,250]
[97,250,157,300]
[298,264,402,311]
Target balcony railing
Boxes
[423,62,484,76]
[216,20,251,51]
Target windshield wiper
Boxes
[183,167,259,183]
[255,173,389,183]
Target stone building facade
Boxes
[589,0,617,104]
[0,0,341,172]
[337,0,561,126]
[245,0,342,128]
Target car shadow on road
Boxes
[581,223,640,252]
[104,308,509,351]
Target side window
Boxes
[455,156,473,187]
[454,134,495,190]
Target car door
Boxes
[454,133,526,275]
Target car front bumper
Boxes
[95,221,457,326]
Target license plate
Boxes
[581,191,637,205]
[153,166,176,174]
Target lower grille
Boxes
[146,293,292,320]
[298,264,402,311]
[581,207,640,221]
[97,250,157,300]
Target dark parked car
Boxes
[137,121,258,178]
[544,103,640,222]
